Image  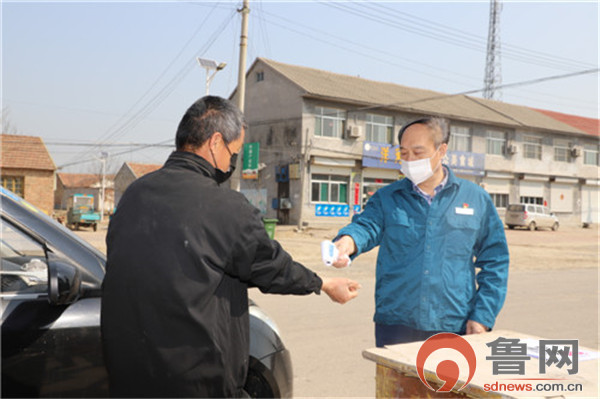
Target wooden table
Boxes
[363,329,598,398]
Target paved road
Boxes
[250,267,598,398]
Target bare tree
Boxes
[2,106,19,135]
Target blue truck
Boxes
[66,194,101,231]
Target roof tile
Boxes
[1,134,56,170]
[127,162,162,178]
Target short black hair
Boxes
[175,96,246,150]
[397,117,450,147]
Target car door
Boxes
[535,205,549,228]
[1,217,108,398]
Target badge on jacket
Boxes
[455,203,474,215]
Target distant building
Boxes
[230,58,599,227]
[0,134,56,214]
[55,173,115,213]
[114,162,162,205]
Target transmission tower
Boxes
[484,0,502,101]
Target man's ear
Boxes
[438,142,448,158]
[209,132,223,150]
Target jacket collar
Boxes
[164,151,219,182]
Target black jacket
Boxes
[101,151,322,398]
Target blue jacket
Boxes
[337,167,509,333]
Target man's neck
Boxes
[417,166,446,196]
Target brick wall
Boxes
[2,167,55,214]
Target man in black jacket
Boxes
[101,96,360,398]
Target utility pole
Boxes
[99,151,108,222]
[484,0,502,101]
[237,0,249,112]
[231,0,249,191]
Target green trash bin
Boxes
[262,218,278,239]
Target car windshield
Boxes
[1,187,106,262]
[507,204,525,212]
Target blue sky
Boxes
[2,1,598,172]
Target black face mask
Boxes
[215,152,238,184]
[211,142,238,184]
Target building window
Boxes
[366,114,394,144]
[523,136,542,160]
[486,130,506,155]
[314,107,345,138]
[553,139,572,162]
[311,174,348,203]
[584,144,599,166]
[520,196,543,205]
[2,176,24,198]
[256,71,264,82]
[362,177,395,206]
[449,125,471,152]
[489,193,508,208]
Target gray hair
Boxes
[175,96,246,150]
[397,117,450,147]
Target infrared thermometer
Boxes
[321,240,351,267]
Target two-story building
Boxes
[231,58,599,227]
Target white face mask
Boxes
[401,150,441,185]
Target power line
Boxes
[256,6,597,111]
[63,6,236,168]
[322,1,594,72]
[254,10,478,88]
[366,1,594,71]
[45,141,173,148]
[56,68,598,170]
[57,139,174,169]
[358,68,600,113]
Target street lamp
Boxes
[197,57,227,95]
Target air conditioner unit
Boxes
[571,147,582,157]
[506,144,518,155]
[346,126,362,139]
[279,198,292,209]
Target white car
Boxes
[505,203,559,231]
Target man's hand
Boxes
[332,236,357,268]
[321,277,361,304]
[466,320,489,334]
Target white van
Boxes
[504,203,560,231]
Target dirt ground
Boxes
[75,220,598,397]
[75,222,599,274]
[273,223,599,282]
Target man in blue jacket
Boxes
[333,117,509,347]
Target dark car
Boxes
[0,187,292,398]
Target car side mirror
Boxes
[48,257,82,305]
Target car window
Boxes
[534,206,544,214]
[526,205,535,213]
[508,205,524,212]
[1,220,48,296]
